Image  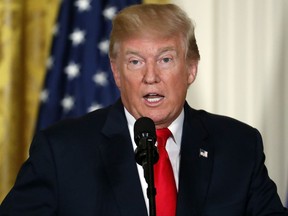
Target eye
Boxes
[158,56,175,69]
[162,57,172,63]
[130,59,140,65]
[158,56,173,64]
[127,57,145,70]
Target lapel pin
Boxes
[199,148,208,158]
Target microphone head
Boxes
[134,117,156,145]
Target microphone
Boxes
[134,117,158,216]
[134,117,159,167]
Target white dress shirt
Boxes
[124,108,184,213]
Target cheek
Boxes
[113,66,137,90]
[120,74,140,92]
[168,74,190,99]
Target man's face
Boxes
[110,36,198,128]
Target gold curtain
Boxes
[0,0,60,202]
[0,0,169,203]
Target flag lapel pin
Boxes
[199,148,208,158]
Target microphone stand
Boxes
[145,137,157,216]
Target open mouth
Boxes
[143,93,164,103]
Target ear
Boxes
[110,60,121,89]
[187,61,198,85]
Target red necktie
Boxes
[154,128,177,216]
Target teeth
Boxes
[146,97,162,103]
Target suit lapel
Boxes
[99,100,147,216]
[177,104,214,216]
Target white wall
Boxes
[172,0,288,204]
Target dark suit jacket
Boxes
[1,99,287,216]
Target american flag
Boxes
[36,0,141,130]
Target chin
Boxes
[146,114,167,125]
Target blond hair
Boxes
[109,4,200,61]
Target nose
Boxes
[142,62,160,84]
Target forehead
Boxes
[119,36,184,56]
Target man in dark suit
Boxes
[1,3,287,216]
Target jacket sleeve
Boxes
[246,129,288,215]
[0,132,58,216]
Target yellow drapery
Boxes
[0,0,60,202]
[0,0,169,203]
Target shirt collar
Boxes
[168,109,184,147]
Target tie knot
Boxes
[156,128,172,147]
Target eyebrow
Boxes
[125,50,141,56]
[124,46,177,58]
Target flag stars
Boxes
[61,95,75,112]
[40,89,49,103]
[46,56,54,70]
[87,102,103,112]
[75,0,91,12]
[37,0,122,130]
[98,39,109,54]
[65,62,80,79]
[103,6,117,20]
[93,71,108,86]
[69,28,86,46]
[52,23,59,36]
